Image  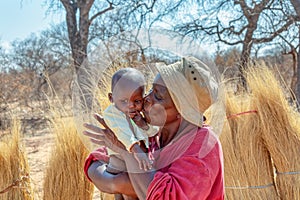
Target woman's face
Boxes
[143,74,179,126]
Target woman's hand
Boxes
[83,113,127,154]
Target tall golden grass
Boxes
[43,112,94,200]
[220,91,279,199]
[0,119,34,200]
[218,63,300,199]
[245,64,300,200]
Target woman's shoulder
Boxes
[191,125,218,143]
[184,125,221,158]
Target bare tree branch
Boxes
[89,2,114,24]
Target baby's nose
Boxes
[128,101,135,108]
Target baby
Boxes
[103,68,158,175]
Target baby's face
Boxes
[112,81,144,118]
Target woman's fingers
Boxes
[90,138,106,146]
[146,160,152,171]
[94,113,110,129]
[138,159,143,170]
[83,123,104,133]
[83,130,106,146]
[143,159,153,171]
[143,160,148,171]
[83,130,104,140]
[93,114,118,140]
[83,114,127,153]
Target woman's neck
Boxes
[159,118,181,147]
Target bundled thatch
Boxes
[43,116,94,200]
[219,89,279,199]
[0,120,34,200]
[245,65,300,200]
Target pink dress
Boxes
[146,126,224,200]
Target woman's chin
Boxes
[143,109,166,126]
[148,118,165,127]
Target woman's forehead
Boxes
[153,73,166,87]
[153,74,169,95]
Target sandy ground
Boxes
[24,134,54,199]
[1,100,103,199]
[24,133,101,200]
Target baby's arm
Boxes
[132,112,159,138]
[132,111,149,130]
[130,143,152,171]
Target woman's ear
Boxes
[108,93,113,103]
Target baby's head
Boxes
[109,68,146,118]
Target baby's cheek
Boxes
[136,103,143,111]
[114,103,126,113]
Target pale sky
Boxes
[0,1,220,55]
[0,0,64,48]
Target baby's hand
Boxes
[132,111,149,130]
[133,151,153,171]
[131,143,152,171]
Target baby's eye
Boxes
[135,99,142,104]
[120,99,128,104]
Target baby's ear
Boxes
[108,93,113,103]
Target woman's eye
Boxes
[154,93,163,101]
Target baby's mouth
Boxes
[128,111,137,118]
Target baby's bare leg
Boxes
[107,154,126,174]
[107,155,138,199]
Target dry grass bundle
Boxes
[43,116,94,200]
[245,64,300,200]
[219,89,279,200]
[0,120,34,200]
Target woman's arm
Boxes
[120,151,156,199]
[88,161,137,197]
[83,113,155,199]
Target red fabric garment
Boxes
[146,127,224,200]
[148,134,160,161]
[84,146,109,182]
